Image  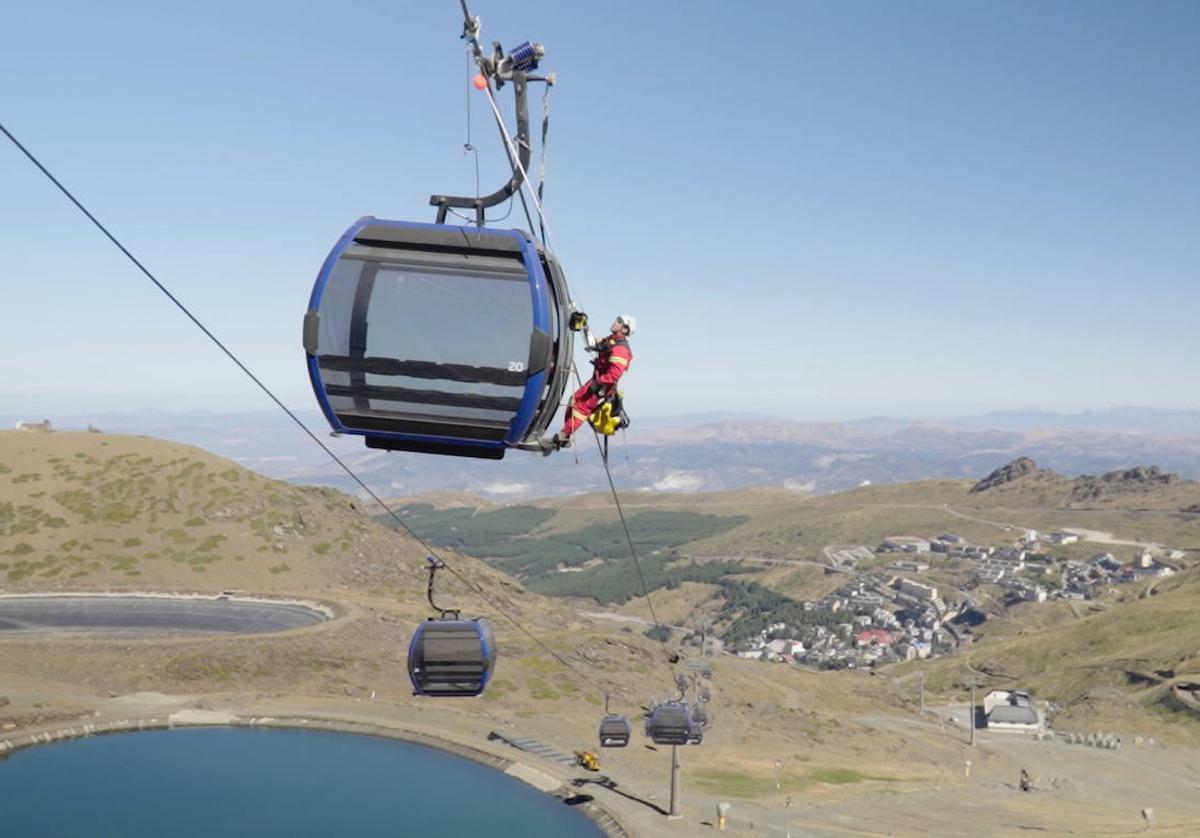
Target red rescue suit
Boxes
[562,336,632,437]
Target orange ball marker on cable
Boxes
[472,74,488,90]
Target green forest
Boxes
[525,555,754,604]
[717,579,841,645]
[378,505,749,581]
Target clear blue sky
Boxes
[2,0,1197,421]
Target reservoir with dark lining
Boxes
[0,595,328,636]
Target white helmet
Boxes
[616,314,636,336]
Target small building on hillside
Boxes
[983,689,1040,731]
[765,638,803,657]
[854,628,895,648]
[15,419,53,432]
[898,578,939,601]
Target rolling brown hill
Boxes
[0,430,531,611]
[908,565,1200,741]
[1,429,992,821]
[6,431,1200,833]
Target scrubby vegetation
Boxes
[380,505,749,580]
[0,432,427,591]
[526,555,753,604]
[718,579,842,645]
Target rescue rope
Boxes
[467,39,685,674]
[464,5,688,700]
[464,45,480,201]
[570,364,680,668]
[0,119,613,699]
[445,45,517,226]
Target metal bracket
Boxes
[425,556,460,620]
[432,1,551,225]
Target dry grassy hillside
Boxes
[903,565,1200,742]
[394,467,1200,744]
[0,431,525,605]
[9,433,1200,832]
[385,466,1197,631]
[0,430,988,818]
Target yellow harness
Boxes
[588,393,630,464]
[589,399,624,436]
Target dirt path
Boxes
[1061,527,1162,550]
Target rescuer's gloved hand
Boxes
[587,381,604,397]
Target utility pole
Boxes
[668,745,682,819]
[776,759,793,837]
[970,683,977,747]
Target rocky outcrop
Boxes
[970,457,1039,493]
[1072,466,1181,501]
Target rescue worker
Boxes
[546,314,635,450]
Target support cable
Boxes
[536,85,551,244]
[0,119,611,698]
[8,10,678,704]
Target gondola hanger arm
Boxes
[425,556,460,620]
[431,0,552,225]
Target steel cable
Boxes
[0,119,613,699]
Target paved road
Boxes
[0,596,327,636]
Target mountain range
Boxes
[4,406,1198,500]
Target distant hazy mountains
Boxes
[6,406,1198,500]
[928,407,1200,436]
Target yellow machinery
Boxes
[575,750,601,771]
